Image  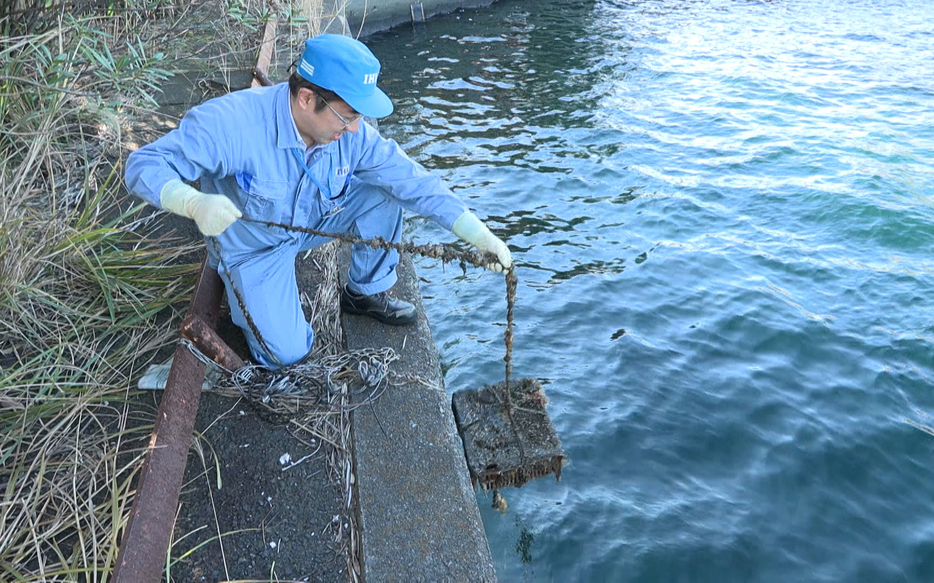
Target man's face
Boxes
[293,88,362,147]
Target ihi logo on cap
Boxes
[363,73,377,85]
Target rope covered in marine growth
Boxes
[205,216,518,420]
[241,216,504,271]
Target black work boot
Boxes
[340,284,417,326]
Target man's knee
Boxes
[247,322,313,369]
[354,199,402,241]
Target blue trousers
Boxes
[210,181,403,368]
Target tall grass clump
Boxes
[0,15,200,581]
[2,0,179,37]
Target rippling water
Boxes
[372,0,934,580]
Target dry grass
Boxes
[0,14,201,582]
[1,0,372,579]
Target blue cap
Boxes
[296,34,393,119]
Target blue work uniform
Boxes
[125,82,468,368]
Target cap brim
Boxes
[341,88,393,119]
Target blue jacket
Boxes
[125,82,468,251]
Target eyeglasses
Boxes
[320,95,363,128]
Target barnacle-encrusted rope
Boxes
[198,217,517,423]
[242,216,504,271]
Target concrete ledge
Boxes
[340,247,495,582]
[346,0,498,37]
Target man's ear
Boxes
[297,88,316,110]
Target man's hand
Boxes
[160,179,242,236]
[452,211,513,272]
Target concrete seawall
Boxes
[335,3,504,578]
[340,249,496,582]
[117,1,503,579]
[345,0,497,37]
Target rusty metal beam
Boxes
[253,67,274,89]
[115,18,278,580]
[181,314,246,371]
[113,259,224,583]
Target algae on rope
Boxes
[451,268,568,494]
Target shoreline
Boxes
[115,1,503,580]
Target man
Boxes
[125,34,511,368]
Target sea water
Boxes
[373,0,934,580]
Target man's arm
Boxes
[351,122,512,271]
[125,101,241,235]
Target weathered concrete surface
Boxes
[346,0,498,37]
[169,250,352,583]
[340,247,496,582]
[171,393,350,583]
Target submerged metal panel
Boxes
[451,377,566,491]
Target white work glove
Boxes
[160,179,242,236]
[451,211,513,273]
